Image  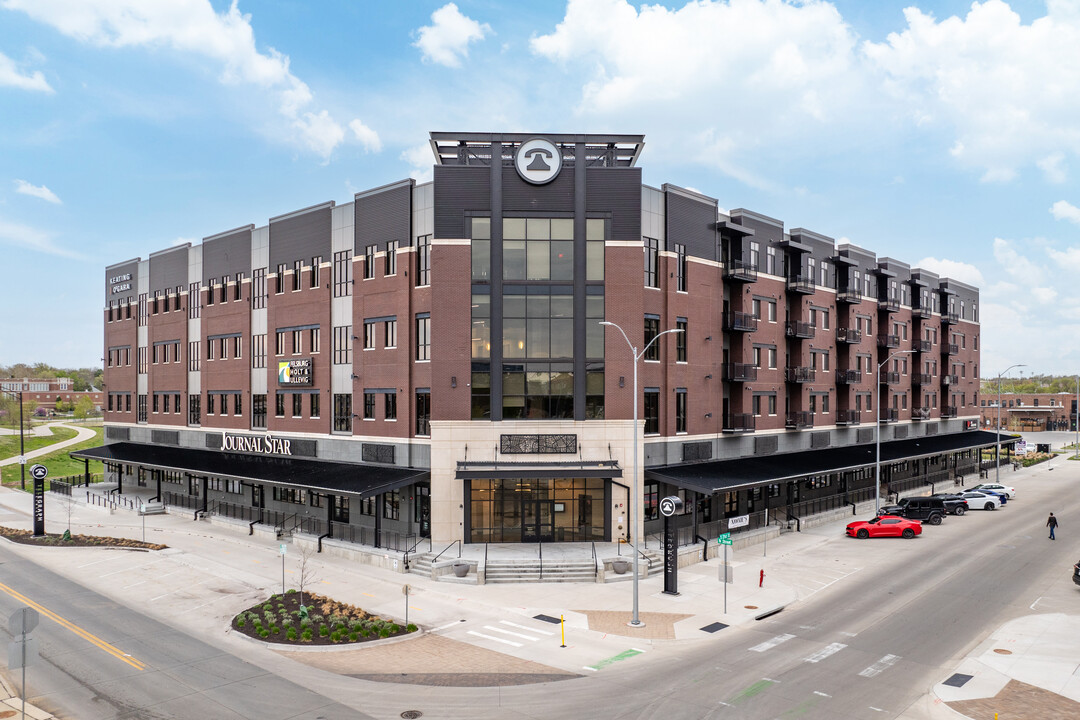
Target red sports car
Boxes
[846,515,922,539]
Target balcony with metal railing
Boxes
[785,411,814,429]
[941,311,960,324]
[879,371,901,385]
[877,334,900,349]
[942,343,959,355]
[914,339,933,352]
[785,320,815,339]
[785,366,816,383]
[786,275,816,294]
[724,260,758,282]
[879,407,899,423]
[941,405,958,418]
[911,407,931,421]
[724,362,758,383]
[837,289,862,304]
[878,297,900,312]
[912,373,931,385]
[913,305,932,319]
[723,413,756,433]
[836,369,862,384]
[724,310,759,332]
[837,326,862,344]
[835,409,861,425]
[942,374,959,386]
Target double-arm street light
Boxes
[876,350,914,515]
[0,389,26,490]
[601,320,683,628]
[996,364,1026,483]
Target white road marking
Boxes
[77,557,117,569]
[122,581,146,589]
[101,557,166,578]
[484,625,538,641]
[804,643,847,663]
[859,654,901,678]
[582,666,597,671]
[1030,597,1045,610]
[749,634,796,652]
[467,630,522,647]
[717,702,732,707]
[840,631,858,637]
[501,620,554,636]
[434,621,462,632]
[813,691,831,697]
[762,678,781,683]
[631,648,646,653]
[178,594,233,615]
[869,707,885,712]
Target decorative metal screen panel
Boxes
[362,443,396,464]
[857,429,874,444]
[206,434,223,450]
[754,436,778,455]
[925,423,939,435]
[682,441,712,462]
[151,430,179,446]
[106,426,130,441]
[810,432,830,449]
[500,434,578,454]
[893,426,908,439]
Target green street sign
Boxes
[717,533,732,545]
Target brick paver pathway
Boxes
[947,679,1080,719]
[577,610,692,639]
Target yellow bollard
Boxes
[561,614,566,648]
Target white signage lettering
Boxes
[109,273,133,295]
[221,433,294,456]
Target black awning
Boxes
[647,430,1015,495]
[456,460,621,480]
[71,442,428,498]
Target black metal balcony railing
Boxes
[836,369,862,384]
[724,311,759,332]
[912,373,931,385]
[879,407,899,423]
[942,311,960,324]
[836,409,861,426]
[785,320,816,339]
[877,334,900,349]
[942,343,959,355]
[880,371,901,385]
[786,275,816,294]
[912,407,931,421]
[913,306,932,319]
[941,405,958,418]
[914,339,933,352]
[785,366,816,383]
[723,413,756,433]
[786,411,814,429]
[942,374,959,386]
[837,289,862,304]
[724,362,758,383]
[724,260,759,282]
[878,297,900,312]
[837,327,862,344]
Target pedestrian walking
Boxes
[1047,512,1059,540]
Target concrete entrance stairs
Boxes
[484,557,597,583]
[407,543,664,584]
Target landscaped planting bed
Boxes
[231,591,418,646]
[0,525,166,550]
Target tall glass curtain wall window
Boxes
[470,217,606,420]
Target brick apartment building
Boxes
[1,377,103,413]
[979,392,1077,432]
[82,131,1001,552]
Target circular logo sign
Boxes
[514,138,562,185]
[29,464,48,481]
[660,497,677,517]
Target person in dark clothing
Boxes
[1047,512,1059,540]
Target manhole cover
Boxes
[744,605,758,609]
[0,710,17,719]
[993,649,1013,655]
[401,712,423,719]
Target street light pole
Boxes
[1074,375,1078,459]
[601,320,683,628]
[996,364,1025,484]
[876,350,914,515]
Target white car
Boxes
[961,491,1001,510]
[970,483,1016,499]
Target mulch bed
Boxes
[232,591,418,646]
[0,525,166,550]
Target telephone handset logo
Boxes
[524,148,553,172]
[514,138,562,184]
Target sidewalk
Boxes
[0,422,97,467]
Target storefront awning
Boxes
[646,430,1016,495]
[71,442,429,498]
[456,460,621,480]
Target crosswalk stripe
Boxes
[484,625,539,641]
[858,654,901,677]
[467,630,522,647]
[501,620,554,636]
[804,643,847,663]
[749,633,796,652]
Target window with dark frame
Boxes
[252,394,266,429]
[644,388,659,434]
[275,393,284,417]
[292,393,302,418]
[310,393,320,418]
[675,242,686,292]
[293,259,302,291]
[385,392,397,420]
[364,244,376,280]
[643,316,659,361]
[385,240,397,276]
[253,267,267,308]
[416,314,430,361]
[416,234,431,286]
[416,389,431,436]
[310,256,321,289]
[675,388,687,433]
[333,394,352,432]
[676,319,687,362]
[644,237,659,288]
[363,392,375,419]
[333,250,352,297]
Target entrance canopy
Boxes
[455,459,621,480]
[646,430,1015,495]
[71,442,429,498]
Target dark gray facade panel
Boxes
[502,166,575,214]
[894,426,908,439]
[433,165,490,239]
[857,428,874,443]
[202,229,252,284]
[586,168,641,241]
[149,247,189,293]
[666,192,717,262]
[269,206,332,269]
[755,435,778,455]
[355,181,412,251]
[732,213,783,248]
[105,259,139,304]
[810,431,830,449]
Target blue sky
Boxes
[2,0,1079,379]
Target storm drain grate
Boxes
[943,673,974,688]
[401,712,423,719]
[700,622,729,633]
[534,614,561,624]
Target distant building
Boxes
[0,378,103,413]
[980,392,1076,432]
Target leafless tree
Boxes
[296,543,319,607]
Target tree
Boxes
[73,395,95,419]
[296,543,319,608]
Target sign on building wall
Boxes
[109,273,132,294]
[222,432,296,457]
[278,359,313,386]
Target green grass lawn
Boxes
[0,426,78,459]
[1,426,104,488]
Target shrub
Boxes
[379,627,390,638]
[319,625,329,637]
[349,632,358,642]
[301,628,313,642]
[300,617,312,628]
[263,603,272,611]
[236,619,246,628]
[286,588,296,594]
[360,627,370,637]
[259,629,270,638]
[406,624,417,633]
[389,624,400,634]
[331,631,342,642]
[271,625,280,635]
[351,622,363,632]
[286,627,297,640]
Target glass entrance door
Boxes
[522,498,555,542]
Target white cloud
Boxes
[914,257,985,287]
[348,119,382,153]
[0,49,52,92]
[414,3,490,68]
[1,0,379,159]
[13,179,61,204]
[1046,246,1080,272]
[1038,153,1067,183]
[1032,286,1058,304]
[0,218,80,258]
[400,143,433,183]
[992,237,1044,282]
[1051,200,1080,224]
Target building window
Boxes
[675,389,687,433]
[332,495,350,523]
[644,389,659,434]
[275,393,284,418]
[384,490,401,520]
[333,326,352,364]
[310,256,321,289]
[252,334,266,369]
[233,336,242,360]
[385,240,397,276]
[333,394,352,432]
[187,395,200,425]
[333,250,352,297]
[252,394,266,429]
[310,327,320,354]
[292,393,302,418]
[416,314,431,361]
[363,321,376,350]
[364,244,377,280]
[385,392,397,420]
[676,319,687,362]
[275,331,285,356]
[292,329,302,355]
[675,242,686,292]
[253,267,267,309]
[137,394,147,423]
[643,316,659,361]
[416,234,431,286]
[416,389,431,436]
[503,218,574,282]
[234,272,243,301]
[363,392,376,419]
[385,319,397,348]
[293,259,303,291]
[310,393,320,419]
[644,237,659,288]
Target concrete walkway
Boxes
[0,422,97,467]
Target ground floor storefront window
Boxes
[468,478,608,543]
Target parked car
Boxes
[930,493,969,515]
[1074,560,1080,587]
[877,496,947,525]
[847,515,923,539]
[969,483,1016,499]
[960,491,1001,510]
[977,489,1008,505]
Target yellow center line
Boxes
[0,582,146,671]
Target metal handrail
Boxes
[432,539,461,563]
[591,541,598,580]
[403,533,428,570]
[538,539,543,581]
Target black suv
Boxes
[1073,560,1080,587]
[878,497,946,525]
[929,493,969,516]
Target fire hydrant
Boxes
[759,569,765,588]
